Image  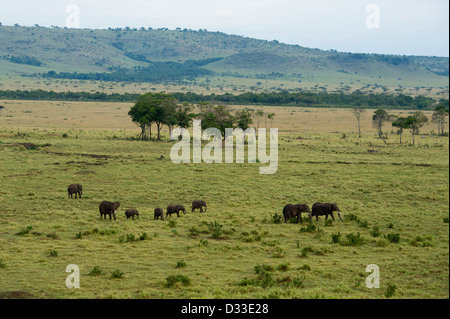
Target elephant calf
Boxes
[68,184,82,199]
[99,201,120,221]
[311,202,343,222]
[283,204,311,223]
[154,208,164,221]
[191,200,207,213]
[166,204,186,218]
[125,209,139,220]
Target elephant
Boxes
[282,204,311,223]
[154,207,164,221]
[68,184,82,199]
[311,202,343,222]
[99,201,120,221]
[125,209,139,220]
[166,204,186,218]
[191,200,207,213]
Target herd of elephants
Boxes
[67,183,344,223]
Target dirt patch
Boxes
[0,291,34,299]
[66,160,105,166]
[1,143,51,150]
[47,151,111,159]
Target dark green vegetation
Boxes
[0,25,448,89]
[0,89,447,110]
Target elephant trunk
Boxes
[204,204,207,213]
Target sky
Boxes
[0,0,448,57]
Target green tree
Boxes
[392,116,407,144]
[235,108,254,130]
[128,93,178,141]
[351,106,366,138]
[432,105,449,136]
[372,109,394,144]
[404,111,428,146]
[198,103,235,139]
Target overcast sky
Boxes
[1,0,448,57]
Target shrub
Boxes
[385,283,397,298]
[176,260,187,268]
[188,226,200,237]
[342,233,365,246]
[277,263,290,272]
[46,232,60,240]
[298,264,311,271]
[16,226,33,236]
[370,226,381,237]
[291,276,306,288]
[0,259,6,269]
[168,220,177,228]
[444,217,449,223]
[357,220,370,228]
[89,266,103,276]
[165,274,191,287]
[254,264,275,274]
[385,233,400,244]
[75,232,83,239]
[49,250,58,257]
[110,269,124,279]
[331,232,342,244]
[271,213,283,224]
[300,246,314,258]
[345,214,359,222]
[299,224,316,233]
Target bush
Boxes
[110,269,124,279]
[15,226,33,236]
[444,217,449,223]
[298,264,311,271]
[277,263,290,272]
[357,220,369,228]
[385,233,400,244]
[299,224,317,233]
[168,220,177,228]
[345,213,359,222]
[370,226,381,237]
[166,274,191,287]
[176,260,187,268]
[331,232,342,244]
[254,264,274,274]
[342,233,365,246]
[89,266,103,276]
[49,250,58,257]
[0,259,6,269]
[385,283,397,298]
[271,213,283,224]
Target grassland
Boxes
[0,101,448,299]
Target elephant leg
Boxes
[331,213,335,221]
[316,215,319,221]
[325,214,328,220]
[299,215,303,223]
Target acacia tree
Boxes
[351,106,365,138]
[198,103,235,139]
[128,93,180,141]
[432,105,449,136]
[253,109,265,134]
[404,111,428,146]
[392,116,407,144]
[267,112,276,128]
[372,109,394,144]
[235,109,254,130]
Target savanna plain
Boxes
[0,100,448,299]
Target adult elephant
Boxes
[166,204,186,218]
[68,184,82,199]
[154,207,164,221]
[282,204,311,223]
[191,200,207,213]
[99,201,120,221]
[311,202,343,222]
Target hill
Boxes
[0,25,448,93]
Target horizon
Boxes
[0,0,448,57]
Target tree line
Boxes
[0,89,446,110]
[351,104,449,146]
[128,93,275,141]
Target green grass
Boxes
[0,125,448,299]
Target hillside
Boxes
[0,25,448,93]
